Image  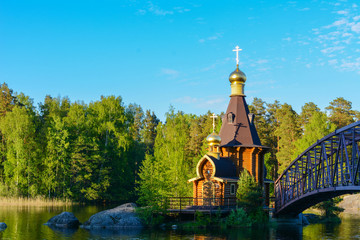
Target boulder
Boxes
[44,212,80,228]
[82,203,143,229]
[0,222,7,231]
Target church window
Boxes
[227,113,234,123]
[230,184,236,195]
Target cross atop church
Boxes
[232,46,242,66]
[210,113,218,133]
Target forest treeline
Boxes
[0,82,358,203]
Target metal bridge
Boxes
[274,121,360,217]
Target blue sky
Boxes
[1,0,360,121]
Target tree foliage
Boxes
[292,111,336,159]
[236,170,263,217]
[0,82,357,206]
[326,97,358,128]
[314,197,344,218]
[299,102,320,128]
[275,103,301,174]
[136,108,219,206]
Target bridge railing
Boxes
[164,197,237,210]
[275,121,360,214]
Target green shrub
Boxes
[225,208,251,227]
[236,170,268,224]
[136,205,165,227]
[314,197,344,218]
[236,171,264,216]
[194,211,211,227]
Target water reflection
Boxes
[86,227,143,238]
[1,205,360,239]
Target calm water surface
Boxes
[0,205,359,239]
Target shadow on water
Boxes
[46,225,78,236]
[85,227,143,238]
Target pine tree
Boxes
[142,110,159,155]
[249,98,270,146]
[275,103,301,174]
[237,170,264,217]
[299,102,320,128]
[265,100,281,180]
[326,97,358,128]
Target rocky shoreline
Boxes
[44,203,143,231]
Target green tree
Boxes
[141,110,159,155]
[236,170,264,219]
[64,101,113,201]
[292,111,336,159]
[275,103,301,174]
[40,96,71,199]
[43,115,70,198]
[0,105,39,196]
[0,83,17,117]
[126,104,144,142]
[88,96,133,201]
[315,197,344,218]
[137,107,196,205]
[154,109,192,198]
[299,102,320,128]
[136,154,165,206]
[326,97,358,128]
[249,98,271,146]
[249,98,278,181]
[0,83,18,184]
[265,100,281,180]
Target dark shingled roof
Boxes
[219,96,262,147]
[207,155,237,178]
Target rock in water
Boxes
[0,222,7,231]
[82,203,143,229]
[45,212,80,228]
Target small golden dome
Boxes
[229,66,246,83]
[206,132,221,146]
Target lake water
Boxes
[0,205,360,239]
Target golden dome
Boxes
[229,66,246,83]
[206,132,221,146]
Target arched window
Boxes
[227,113,234,123]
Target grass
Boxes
[0,196,78,206]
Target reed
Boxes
[0,196,78,206]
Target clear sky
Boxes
[1,0,360,121]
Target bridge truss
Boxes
[274,121,360,217]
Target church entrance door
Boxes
[202,181,214,206]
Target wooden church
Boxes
[188,47,272,206]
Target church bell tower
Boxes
[219,46,268,186]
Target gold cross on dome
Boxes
[232,46,242,66]
[210,113,218,132]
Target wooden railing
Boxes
[164,197,237,210]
